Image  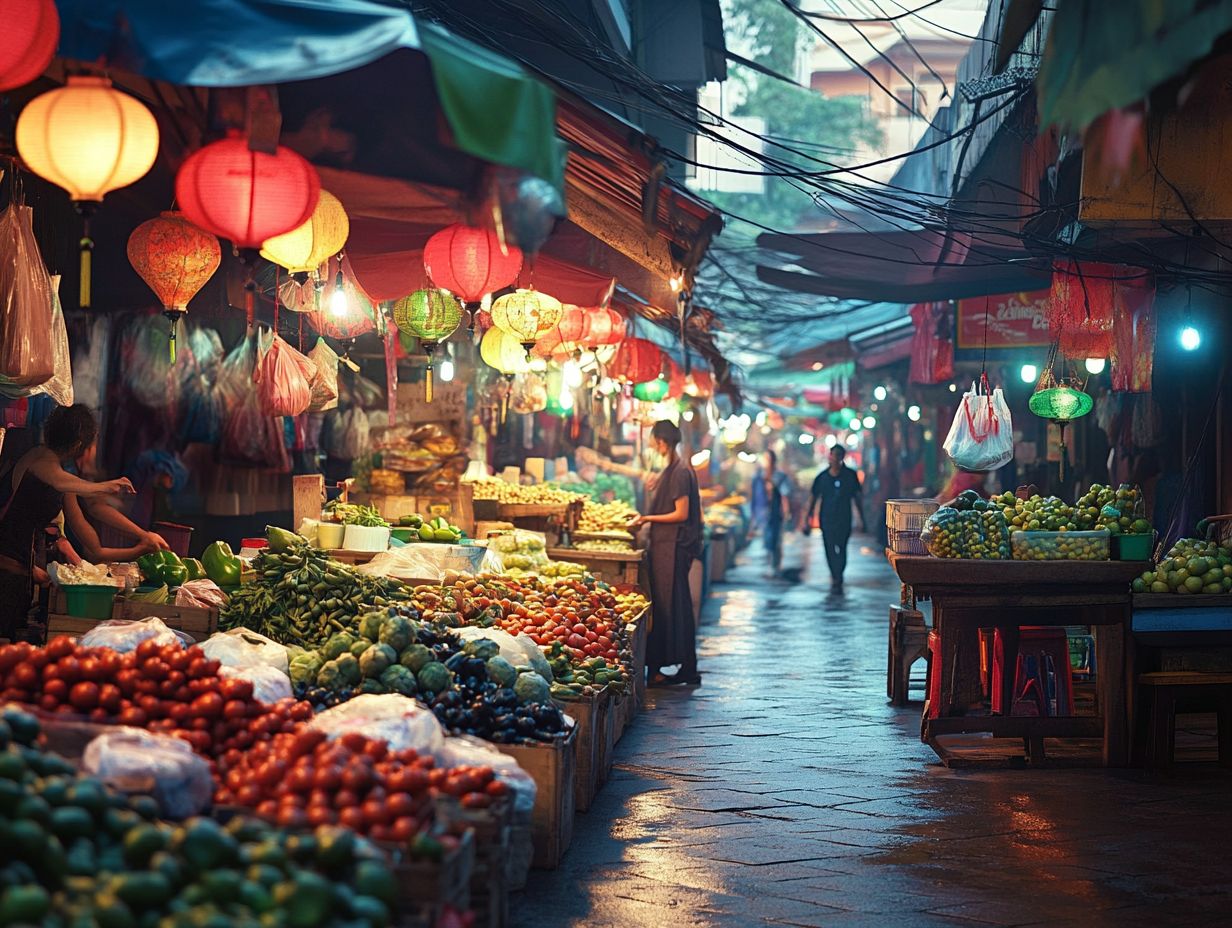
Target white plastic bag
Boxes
[453,627,552,682]
[438,734,537,815]
[200,628,290,674]
[175,579,226,609]
[357,544,501,582]
[78,617,192,652]
[334,407,369,459]
[307,693,446,757]
[83,728,213,819]
[943,379,1014,473]
[220,664,292,704]
[0,203,54,389]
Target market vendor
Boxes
[0,406,135,637]
[630,420,703,687]
[62,441,169,563]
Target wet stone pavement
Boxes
[514,537,1232,928]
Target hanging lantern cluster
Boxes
[16,76,160,307]
[392,288,463,401]
[127,212,221,362]
[424,224,523,330]
[260,189,349,275]
[491,288,563,352]
[0,0,58,92]
[555,304,590,345]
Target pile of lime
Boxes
[1135,538,1232,594]
[398,514,465,544]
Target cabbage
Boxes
[378,615,413,653]
[514,672,551,705]
[359,643,397,679]
[485,656,517,687]
[416,662,452,694]
[400,644,434,673]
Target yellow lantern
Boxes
[16,76,160,307]
[491,288,563,351]
[259,189,349,275]
[480,326,530,376]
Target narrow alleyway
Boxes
[516,539,1232,928]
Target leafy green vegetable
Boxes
[321,632,356,661]
[358,611,384,642]
[416,662,452,694]
[335,653,361,686]
[514,672,551,705]
[399,644,434,673]
[359,643,396,679]
[485,656,517,687]
[288,652,324,687]
[463,638,500,661]
[378,665,417,696]
[378,615,413,653]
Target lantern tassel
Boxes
[425,363,434,403]
[79,233,93,309]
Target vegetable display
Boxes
[215,727,508,837]
[1135,537,1232,594]
[0,708,400,928]
[325,502,389,528]
[397,514,466,544]
[202,541,242,588]
[137,550,188,589]
[220,528,410,648]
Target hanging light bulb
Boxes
[873,385,887,401]
[849,418,862,431]
[330,268,348,317]
[907,405,922,422]
[1180,326,1201,351]
[862,415,876,429]
[559,384,575,412]
[439,358,455,383]
[1020,364,1038,383]
[563,357,584,389]
[1084,357,1106,374]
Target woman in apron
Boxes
[0,405,133,638]
[632,420,703,687]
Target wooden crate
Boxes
[559,688,606,813]
[435,797,511,928]
[494,726,576,870]
[393,828,474,926]
[626,611,649,710]
[594,689,616,789]
[545,548,643,586]
[611,689,632,745]
[116,601,219,641]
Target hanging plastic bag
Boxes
[83,729,213,819]
[1,274,74,405]
[943,378,1014,472]
[308,338,340,411]
[217,335,257,408]
[253,332,313,417]
[325,406,369,459]
[221,390,291,471]
[179,374,222,444]
[0,203,55,388]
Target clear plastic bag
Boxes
[253,332,314,417]
[217,335,257,408]
[174,579,227,609]
[357,545,501,582]
[308,338,340,412]
[326,406,369,459]
[78,617,193,652]
[83,728,213,819]
[221,390,291,471]
[122,318,192,410]
[200,628,290,674]
[437,733,537,815]
[26,274,73,405]
[943,379,1014,473]
[220,664,291,704]
[307,693,446,756]
[0,203,54,389]
[452,627,552,682]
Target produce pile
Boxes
[220,529,410,648]
[921,496,1011,560]
[466,479,582,507]
[1135,537,1232,594]
[486,531,549,573]
[577,499,638,534]
[0,708,402,928]
[370,423,467,492]
[216,726,508,837]
[393,513,466,545]
[289,609,568,744]
[552,472,637,507]
[324,501,389,528]
[574,539,635,553]
[1075,483,1151,535]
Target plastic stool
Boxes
[888,606,929,706]
[1137,672,1232,771]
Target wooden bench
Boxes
[1136,671,1232,771]
[888,605,929,706]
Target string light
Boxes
[873,385,887,401]
[907,405,921,422]
[1180,326,1201,351]
[849,418,861,431]
[862,415,876,429]
[563,358,584,388]
[438,358,455,383]
[329,269,347,317]
[824,434,838,448]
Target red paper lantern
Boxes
[175,131,320,249]
[556,305,590,344]
[666,359,686,399]
[423,224,523,304]
[608,338,663,384]
[0,0,58,92]
[585,306,626,347]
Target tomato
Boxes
[485,779,510,797]
[361,799,389,827]
[183,730,212,753]
[235,783,262,807]
[219,677,253,701]
[0,645,23,674]
[461,793,492,809]
[391,816,417,842]
[114,668,139,695]
[368,824,391,842]
[69,681,100,710]
[221,699,247,722]
[167,649,191,672]
[56,656,81,684]
[338,806,366,831]
[46,636,76,660]
[43,678,68,702]
[385,792,416,818]
[191,692,224,719]
[312,764,342,791]
[118,706,147,726]
[277,806,307,829]
[287,766,314,793]
[135,678,159,697]
[339,732,368,754]
[333,788,360,810]
[38,694,59,712]
[307,805,335,827]
[413,755,435,770]
[341,764,373,793]
[256,799,278,819]
[135,639,161,662]
[289,701,312,722]
[363,740,388,762]
[142,659,169,682]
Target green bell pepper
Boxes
[138,550,187,588]
[202,541,242,587]
[182,558,206,582]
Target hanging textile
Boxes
[909,301,954,385]
[1109,276,1157,392]
[1048,261,1118,358]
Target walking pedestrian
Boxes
[804,445,866,591]
[630,420,703,687]
[755,450,792,577]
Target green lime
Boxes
[1185,575,1204,593]
[1150,581,1169,593]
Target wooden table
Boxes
[547,547,644,586]
[889,553,1147,767]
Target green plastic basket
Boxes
[1113,533,1154,562]
[62,584,118,620]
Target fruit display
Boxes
[397,513,466,544]
[466,479,582,507]
[486,531,549,572]
[546,642,625,701]
[0,708,402,928]
[921,506,1011,559]
[215,726,508,836]
[574,539,635,553]
[289,609,568,744]
[1011,529,1110,561]
[220,528,410,648]
[532,560,586,580]
[1076,483,1150,535]
[1134,537,1232,594]
[370,423,468,492]
[577,499,639,534]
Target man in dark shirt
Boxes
[805,445,866,591]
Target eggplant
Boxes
[515,716,536,735]
[493,712,514,730]
[493,688,517,709]
[444,707,464,727]
[444,653,467,672]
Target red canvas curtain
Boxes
[909,301,954,385]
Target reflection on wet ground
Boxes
[516,537,1232,927]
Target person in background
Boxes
[756,450,792,578]
[0,406,135,637]
[630,420,703,687]
[804,444,866,592]
[62,439,169,563]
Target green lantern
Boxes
[633,377,670,402]
[391,288,463,401]
[1028,368,1093,482]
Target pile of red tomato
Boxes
[0,636,311,759]
[215,728,508,840]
